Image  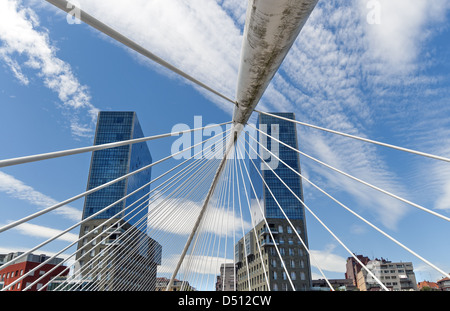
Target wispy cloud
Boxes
[414,261,450,283]
[0,0,99,139]
[0,171,82,221]
[9,222,78,243]
[261,0,450,229]
[42,0,449,230]
[29,0,449,229]
[148,192,252,236]
[358,0,450,75]
[310,244,347,274]
[71,0,243,113]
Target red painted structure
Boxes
[0,258,68,291]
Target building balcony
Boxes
[261,239,279,247]
[259,227,278,236]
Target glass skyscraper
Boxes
[251,112,305,220]
[75,111,161,291]
[235,112,311,291]
[82,111,152,231]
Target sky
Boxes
[0,0,450,289]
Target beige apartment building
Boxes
[356,259,417,291]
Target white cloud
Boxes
[2,1,448,286]
[73,0,242,113]
[414,261,450,283]
[259,0,450,229]
[27,0,450,230]
[0,0,99,139]
[425,144,450,211]
[310,244,347,274]
[0,171,82,221]
[359,0,450,74]
[147,193,252,236]
[10,222,78,243]
[0,54,29,85]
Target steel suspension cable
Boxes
[64,146,222,292]
[0,129,229,282]
[254,110,450,163]
[237,138,323,290]
[181,161,229,290]
[0,127,229,236]
[50,147,218,291]
[72,153,221,291]
[239,139,334,291]
[248,123,450,223]
[0,121,232,168]
[234,144,272,291]
[80,136,229,291]
[232,148,252,291]
[248,131,450,281]
[45,0,236,106]
[236,138,297,291]
[145,152,229,290]
[183,167,228,290]
[178,154,230,290]
[27,150,215,291]
[245,134,390,291]
[135,139,229,291]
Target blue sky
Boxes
[0,0,450,287]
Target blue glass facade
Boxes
[251,112,305,220]
[82,111,152,232]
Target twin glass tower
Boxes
[76,111,310,291]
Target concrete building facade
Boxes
[356,259,418,291]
